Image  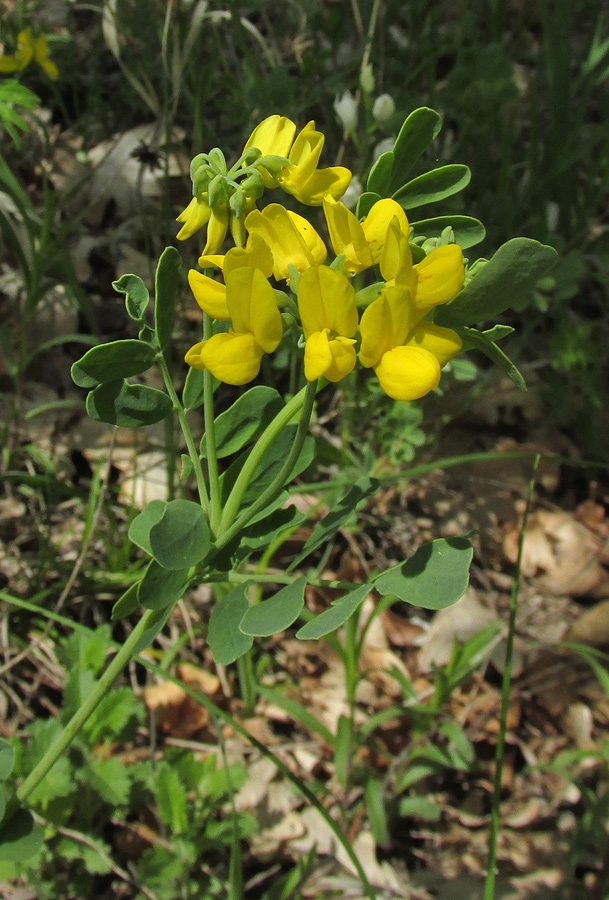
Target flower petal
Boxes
[176,196,211,241]
[226,267,283,353]
[245,204,326,280]
[362,199,409,263]
[358,284,412,369]
[298,265,358,339]
[305,331,356,382]
[188,269,229,320]
[244,115,296,187]
[285,165,352,205]
[380,217,415,286]
[406,322,462,367]
[374,346,441,401]
[201,205,229,255]
[223,233,274,278]
[323,196,371,275]
[196,332,264,385]
[414,244,465,309]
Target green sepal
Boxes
[355,281,384,308]
[86,380,173,427]
[71,340,156,388]
[112,273,150,321]
[374,537,473,609]
[155,246,182,351]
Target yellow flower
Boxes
[323,196,409,276]
[0,28,58,79]
[185,267,283,385]
[198,232,274,279]
[243,115,296,187]
[176,195,211,241]
[279,121,352,206]
[245,203,326,281]
[359,237,465,401]
[297,266,358,382]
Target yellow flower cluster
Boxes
[184,116,465,402]
[0,28,58,80]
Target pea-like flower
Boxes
[243,115,296,187]
[185,267,283,385]
[245,204,326,281]
[297,266,358,382]
[0,28,58,80]
[323,195,409,275]
[279,121,352,206]
[359,226,465,401]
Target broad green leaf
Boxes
[0,810,44,863]
[137,560,189,610]
[128,500,167,555]
[155,245,181,350]
[288,477,379,572]
[356,191,382,219]
[393,164,471,210]
[411,215,486,249]
[111,582,140,620]
[237,503,307,557]
[182,366,205,410]
[399,797,441,820]
[84,686,143,745]
[149,499,211,569]
[296,583,370,640]
[389,107,442,194]
[86,380,173,427]
[28,756,74,810]
[85,756,131,805]
[71,340,157,388]
[0,741,14,782]
[435,238,558,327]
[208,584,253,665]
[366,152,394,196]
[374,538,473,609]
[456,326,526,391]
[201,386,283,459]
[56,836,112,875]
[239,577,307,637]
[112,273,150,321]
[156,764,188,834]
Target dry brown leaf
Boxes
[565,599,609,645]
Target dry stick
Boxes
[484,454,540,900]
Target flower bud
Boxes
[372,94,395,123]
[360,63,375,94]
[334,91,358,133]
[241,170,265,201]
[208,174,230,209]
[190,153,209,180]
[208,147,228,174]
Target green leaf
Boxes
[0,787,5,824]
[112,583,141,621]
[456,326,526,391]
[393,164,471,210]
[133,606,172,655]
[208,584,253,665]
[365,778,389,847]
[296,583,370,640]
[288,477,379,572]
[435,238,558,327]
[356,191,382,219]
[86,380,173,427]
[399,796,441,820]
[85,756,131,805]
[71,340,157,389]
[156,764,188,834]
[366,152,394,196]
[149,499,211,569]
[0,741,15,782]
[239,577,307,637]
[374,538,473,609]
[201,386,283,459]
[28,757,74,810]
[182,366,205,410]
[85,686,143,745]
[155,246,181,350]
[112,273,150,321]
[137,560,189,610]
[389,107,442,194]
[0,809,44,863]
[411,215,486,249]
[238,503,306,558]
[56,836,112,875]
[129,500,167,555]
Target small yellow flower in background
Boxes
[0,28,59,80]
[279,121,352,206]
[323,196,409,275]
[185,267,283,385]
[297,266,358,382]
[245,204,326,281]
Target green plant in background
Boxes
[0,105,558,900]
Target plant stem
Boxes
[484,454,539,899]
[157,352,210,514]
[16,608,159,805]
[202,313,221,534]
[216,380,318,544]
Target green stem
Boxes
[202,313,221,534]
[16,607,159,805]
[484,454,539,900]
[157,352,210,515]
[216,380,318,545]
